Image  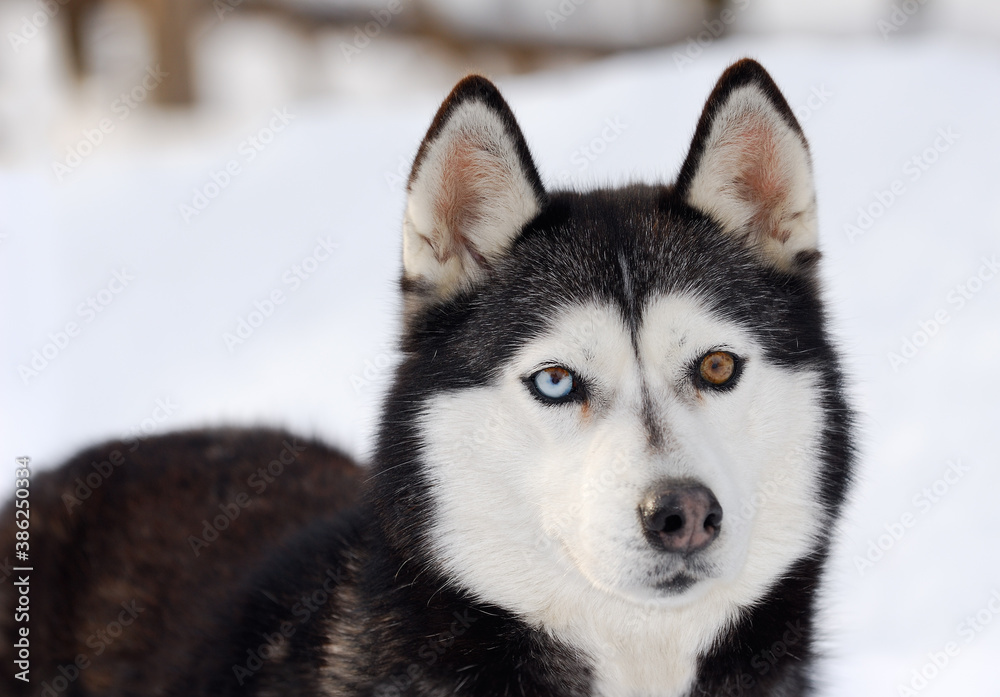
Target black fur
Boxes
[0,429,360,697]
[2,60,853,697]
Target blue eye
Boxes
[529,366,580,404]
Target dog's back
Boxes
[0,428,360,696]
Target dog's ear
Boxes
[675,59,818,272]
[402,75,546,307]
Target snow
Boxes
[2,24,1000,697]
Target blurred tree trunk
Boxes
[146,0,196,105]
[65,0,97,78]
[64,0,196,105]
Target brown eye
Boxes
[699,351,737,386]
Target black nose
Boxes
[639,483,723,554]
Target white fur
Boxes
[418,295,827,697]
[686,85,817,271]
[403,100,541,301]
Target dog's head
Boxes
[373,60,851,639]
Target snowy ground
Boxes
[2,25,999,697]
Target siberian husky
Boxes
[1,59,853,697]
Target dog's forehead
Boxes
[488,188,771,333]
[504,294,757,380]
[423,187,826,380]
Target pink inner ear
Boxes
[431,133,510,266]
[429,140,476,264]
[728,119,793,243]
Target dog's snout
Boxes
[639,483,722,554]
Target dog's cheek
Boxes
[417,387,591,610]
[729,366,828,588]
